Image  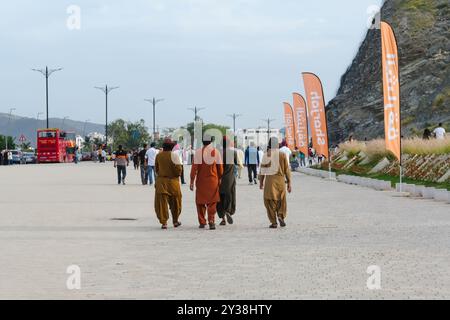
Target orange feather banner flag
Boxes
[381,21,401,161]
[283,102,296,150]
[292,92,309,156]
[302,72,329,159]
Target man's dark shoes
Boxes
[226,213,234,225]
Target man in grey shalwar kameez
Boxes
[217,137,237,226]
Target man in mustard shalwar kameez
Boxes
[259,138,292,229]
[155,138,183,229]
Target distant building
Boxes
[236,128,282,149]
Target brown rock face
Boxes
[327,0,450,144]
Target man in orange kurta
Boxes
[190,137,223,230]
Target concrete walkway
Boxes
[0,162,449,299]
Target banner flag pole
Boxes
[381,21,402,191]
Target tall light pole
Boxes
[95,85,119,149]
[187,107,205,151]
[144,97,164,141]
[188,106,206,122]
[227,113,242,134]
[32,66,63,129]
[5,108,16,151]
[262,118,276,146]
[227,113,242,146]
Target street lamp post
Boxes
[5,108,16,151]
[32,66,63,129]
[227,113,242,145]
[262,118,276,146]
[188,106,205,122]
[95,85,119,150]
[144,97,164,141]
[187,106,206,151]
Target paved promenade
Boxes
[0,162,449,299]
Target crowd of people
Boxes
[112,136,292,230]
[0,150,13,165]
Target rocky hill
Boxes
[0,113,104,147]
[327,0,450,144]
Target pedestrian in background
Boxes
[235,147,244,179]
[138,144,148,185]
[245,142,259,185]
[113,145,129,185]
[145,142,159,186]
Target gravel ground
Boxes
[0,162,449,299]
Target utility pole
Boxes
[227,113,242,134]
[32,66,63,129]
[262,118,276,147]
[5,108,16,151]
[95,85,119,150]
[144,97,164,141]
[188,106,206,122]
[187,107,205,151]
[227,113,242,146]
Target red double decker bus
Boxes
[37,128,76,163]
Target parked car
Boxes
[23,152,37,164]
[11,150,24,164]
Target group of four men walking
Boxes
[115,135,292,229]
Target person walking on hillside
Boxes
[433,123,446,140]
[190,135,223,230]
[245,142,259,185]
[114,145,129,185]
[423,128,432,140]
[259,137,292,229]
[138,144,148,185]
[154,138,183,230]
[217,137,237,226]
[145,142,159,185]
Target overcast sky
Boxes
[0,0,382,130]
